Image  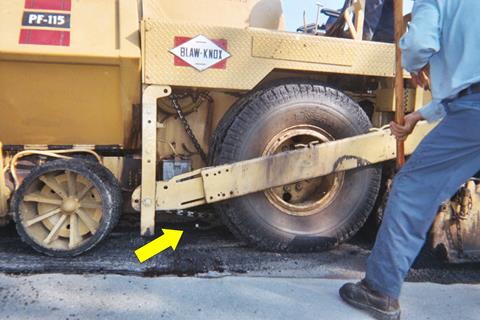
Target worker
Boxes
[339,1,480,320]
[363,0,394,42]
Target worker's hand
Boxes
[390,111,424,141]
[410,65,430,90]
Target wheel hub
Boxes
[263,125,344,217]
[61,197,79,214]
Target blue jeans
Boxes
[365,93,480,298]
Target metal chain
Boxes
[444,203,467,261]
[453,187,471,259]
[171,95,208,163]
[444,216,456,256]
[118,209,218,230]
[175,209,209,220]
[453,216,480,262]
[456,187,472,220]
[174,209,220,230]
[440,204,453,244]
[454,218,466,258]
[169,94,217,229]
[449,187,480,262]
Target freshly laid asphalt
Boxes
[0,274,479,320]
[0,215,480,319]
[0,219,479,285]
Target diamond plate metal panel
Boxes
[144,21,396,90]
[252,35,355,66]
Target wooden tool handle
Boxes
[394,0,405,169]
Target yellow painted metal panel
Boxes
[0,0,141,147]
[0,61,123,145]
[143,21,395,90]
[0,0,136,62]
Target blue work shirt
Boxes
[400,0,480,122]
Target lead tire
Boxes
[13,159,122,257]
[210,81,381,252]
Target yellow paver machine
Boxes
[1,0,478,261]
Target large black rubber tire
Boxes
[210,81,382,252]
[13,159,122,257]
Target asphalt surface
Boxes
[1,274,479,320]
[0,214,479,285]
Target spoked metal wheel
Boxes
[263,125,344,217]
[13,159,122,257]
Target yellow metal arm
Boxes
[132,121,435,211]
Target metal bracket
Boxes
[344,0,365,41]
[0,142,10,218]
[140,85,172,236]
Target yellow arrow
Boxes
[134,229,184,263]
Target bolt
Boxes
[295,183,303,192]
[142,198,152,207]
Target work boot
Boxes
[339,279,401,320]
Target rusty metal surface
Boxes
[431,180,480,263]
